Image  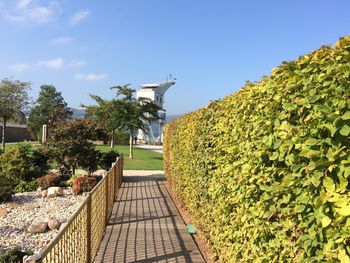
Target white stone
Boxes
[47,192,57,198]
[47,187,64,196]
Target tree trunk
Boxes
[111,129,115,148]
[2,120,6,151]
[129,133,134,159]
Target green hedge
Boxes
[164,36,350,262]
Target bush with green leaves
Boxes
[0,247,32,263]
[0,144,49,183]
[0,176,14,203]
[99,150,120,170]
[14,180,37,193]
[0,144,32,182]
[45,119,104,175]
[164,36,350,262]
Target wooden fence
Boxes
[25,155,123,263]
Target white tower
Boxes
[136,77,176,144]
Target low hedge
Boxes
[164,36,350,262]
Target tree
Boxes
[28,85,72,139]
[45,119,105,175]
[86,84,161,159]
[0,79,30,150]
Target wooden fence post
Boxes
[105,175,109,227]
[86,195,92,263]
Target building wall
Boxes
[0,125,36,143]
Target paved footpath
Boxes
[93,171,205,263]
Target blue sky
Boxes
[0,1,349,115]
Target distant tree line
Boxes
[0,78,161,160]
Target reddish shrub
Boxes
[36,172,60,188]
[72,176,97,195]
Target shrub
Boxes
[0,176,14,203]
[0,144,32,182]
[72,176,97,194]
[14,180,37,193]
[0,144,49,183]
[29,147,50,178]
[36,172,60,189]
[0,247,32,263]
[79,146,101,175]
[99,150,119,170]
[164,36,350,262]
[45,119,105,175]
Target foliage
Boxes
[0,144,49,183]
[0,79,30,150]
[113,129,129,145]
[0,176,14,203]
[0,247,32,263]
[28,84,72,136]
[36,172,60,189]
[30,147,50,177]
[0,144,32,182]
[164,36,350,262]
[99,150,120,170]
[72,176,97,194]
[86,84,161,158]
[14,180,37,193]
[45,119,105,175]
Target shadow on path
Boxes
[93,174,205,263]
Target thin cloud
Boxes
[75,73,107,81]
[8,62,31,72]
[70,10,90,25]
[8,58,87,72]
[50,36,73,45]
[67,59,87,69]
[16,0,32,10]
[3,0,61,24]
[37,58,64,69]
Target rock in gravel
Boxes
[47,187,63,196]
[48,219,61,230]
[23,204,41,211]
[6,202,21,209]
[47,192,57,198]
[40,190,48,198]
[28,222,48,233]
[53,200,72,206]
[0,208,7,217]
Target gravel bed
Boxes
[0,188,87,254]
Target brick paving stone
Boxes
[93,172,205,263]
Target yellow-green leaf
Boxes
[321,216,332,228]
[338,205,350,216]
[340,125,350,136]
[338,249,350,263]
[342,111,350,120]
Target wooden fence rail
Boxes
[25,155,123,263]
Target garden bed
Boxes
[0,188,86,254]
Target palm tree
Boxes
[86,84,160,159]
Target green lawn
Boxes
[96,145,163,170]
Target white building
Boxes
[136,78,175,144]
